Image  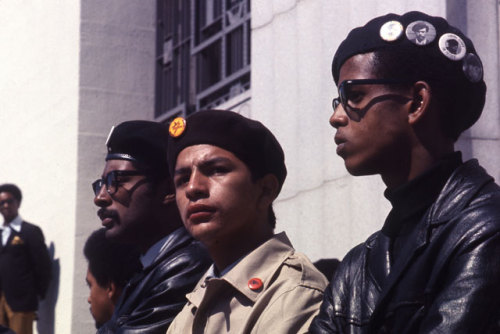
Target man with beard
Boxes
[92,120,211,333]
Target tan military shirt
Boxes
[167,232,328,334]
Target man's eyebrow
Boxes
[174,156,233,176]
[174,167,191,177]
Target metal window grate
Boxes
[155,0,251,119]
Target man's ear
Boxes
[107,282,121,304]
[408,81,432,125]
[257,174,279,208]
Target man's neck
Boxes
[208,229,274,273]
[3,215,19,226]
[381,146,454,189]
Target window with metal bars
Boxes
[155,0,250,121]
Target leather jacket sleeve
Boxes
[308,279,340,333]
[309,244,367,334]
[310,196,500,334]
[98,238,211,334]
[415,226,500,333]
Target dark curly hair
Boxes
[0,184,22,203]
[84,228,141,288]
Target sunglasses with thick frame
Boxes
[332,79,412,122]
[92,170,149,196]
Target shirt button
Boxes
[248,278,263,291]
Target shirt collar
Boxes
[205,254,244,280]
[188,232,294,306]
[7,215,23,232]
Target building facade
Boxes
[0,1,498,333]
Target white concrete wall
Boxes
[454,0,500,182]
[0,1,80,333]
[251,0,500,262]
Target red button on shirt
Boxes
[248,278,263,291]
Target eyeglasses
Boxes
[332,79,411,122]
[92,170,147,196]
[0,199,15,206]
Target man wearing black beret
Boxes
[166,110,328,333]
[92,120,211,333]
[310,11,500,333]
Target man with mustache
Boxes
[310,11,500,333]
[92,120,211,333]
[166,110,328,333]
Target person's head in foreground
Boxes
[93,120,183,253]
[330,10,485,187]
[310,11,500,334]
[167,109,286,270]
[84,228,141,328]
[166,110,328,334]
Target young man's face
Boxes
[330,53,413,178]
[0,192,20,224]
[86,268,114,329]
[94,160,162,244]
[416,28,427,41]
[173,144,265,248]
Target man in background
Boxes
[84,228,141,329]
[0,184,52,334]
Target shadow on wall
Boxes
[37,242,60,334]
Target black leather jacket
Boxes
[97,227,211,334]
[310,160,500,333]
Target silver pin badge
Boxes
[406,21,436,46]
[380,20,404,42]
[462,53,483,83]
[439,33,466,60]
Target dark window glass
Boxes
[155,0,251,119]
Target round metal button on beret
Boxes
[439,33,466,60]
[169,117,187,137]
[462,53,483,83]
[248,278,263,291]
[405,20,436,46]
[379,20,403,42]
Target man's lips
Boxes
[97,209,118,228]
[334,134,347,156]
[186,204,216,223]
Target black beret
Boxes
[167,110,287,193]
[105,120,169,176]
[332,11,486,137]
[332,11,483,84]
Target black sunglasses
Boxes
[92,170,147,196]
[332,79,411,121]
